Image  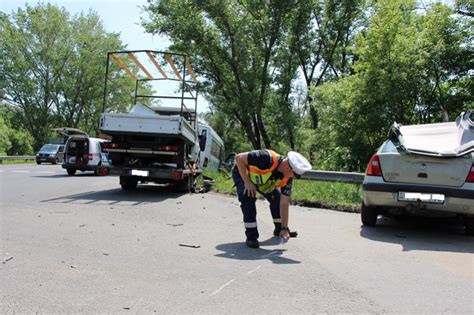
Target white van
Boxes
[197,123,225,172]
[54,128,110,176]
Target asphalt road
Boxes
[1,164,473,313]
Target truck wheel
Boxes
[120,176,138,190]
[177,175,195,192]
[67,169,76,176]
[465,216,474,236]
[361,202,378,226]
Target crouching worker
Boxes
[232,149,311,248]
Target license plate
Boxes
[131,169,149,177]
[398,192,445,204]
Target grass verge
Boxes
[204,171,362,213]
[0,160,35,165]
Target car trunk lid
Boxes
[379,152,472,187]
[53,127,89,137]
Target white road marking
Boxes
[211,279,235,296]
[210,265,263,296]
[247,265,261,275]
[12,170,29,173]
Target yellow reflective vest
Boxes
[248,150,290,194]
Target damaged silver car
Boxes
[362,110,474,235]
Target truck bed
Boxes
[99,112,196,144]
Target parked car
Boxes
[35,144,64,165]
[53,128,110,176]
[362,110,474,235]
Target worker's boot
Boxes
[273,227,298,238]
[245,227,259,248]
[245,239,260,248]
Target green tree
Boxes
[0,116,12,155]
[310,0,472,171]
[143,0,366,154]
[144,0,298,150]
[455,0,474,17]
[417,3,473,121]
[0,104,34,155]
[0,3,132,150]
[287,0,366,128]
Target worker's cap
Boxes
[288,151,312,177]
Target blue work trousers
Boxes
[232,170,282,240]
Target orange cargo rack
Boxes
[102,50,199,127]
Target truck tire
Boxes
[120,176,138,190]
[465,216,474,236]
[361,202,378,226]
[67,169,76,176]
[176,175,195,192]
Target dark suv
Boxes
[36,144,65,164]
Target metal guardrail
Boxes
[301,170,364,184]
[1,156,365,184]
[0,156,35,163]
[220,165,365,185]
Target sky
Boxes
[1,0,210,111]
[1,0,168,50]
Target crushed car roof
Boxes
[388,110,474,157]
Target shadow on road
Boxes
[360,215,474,254]
[33,174,98,178]
[41,185,185,205]
[215,239,301,264]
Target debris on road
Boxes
[2,256,13,264]
[167,223,183,227]
[178,243,200,249]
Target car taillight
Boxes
[159,145,178,151]
[172,170,183,179]
[366,154,382,176]
[466,165,474,182]
[97,167,109,176]
[88,153,93,161]
[103,143,120,149]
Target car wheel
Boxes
[120,176,138,190]
[36,161,41,165]
[361,202,378,226]
[465,216,474,236]
[52,158,58,165]
[67,169,76,176]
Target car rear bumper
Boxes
[36,157,57,163]
[363,177,474,215]
[62,163,99,172]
